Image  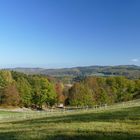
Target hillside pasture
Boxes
[0,100,140,140]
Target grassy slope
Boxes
[0,100,140,140]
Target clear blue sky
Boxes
[0,0,140,68]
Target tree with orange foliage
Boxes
[1,82,20,106]
[55,82,65,103]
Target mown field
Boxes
[0,100,140,140]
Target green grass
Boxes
[0,100,140,140]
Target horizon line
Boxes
[0,64,139,70]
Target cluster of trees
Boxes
[67,77,140,106]
[0,70,64,109]
[0,70,140,108]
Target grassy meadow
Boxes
[0,100,140,140]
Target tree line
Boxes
[0,70,140,108]
[67,76,140,106]
[0,70,63,109]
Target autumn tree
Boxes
[55,82,65,104]
[1,82,20,106]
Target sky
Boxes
[0,0,140,68]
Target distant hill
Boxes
[8,65,140,79]
[9,68,45,75]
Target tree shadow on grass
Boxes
[0,132,17,140]
[0,130,140,140]
[50,132,140,140]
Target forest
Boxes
[0,70,140,109]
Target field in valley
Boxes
[0,100,140,140]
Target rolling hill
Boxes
[8,65,140,79]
